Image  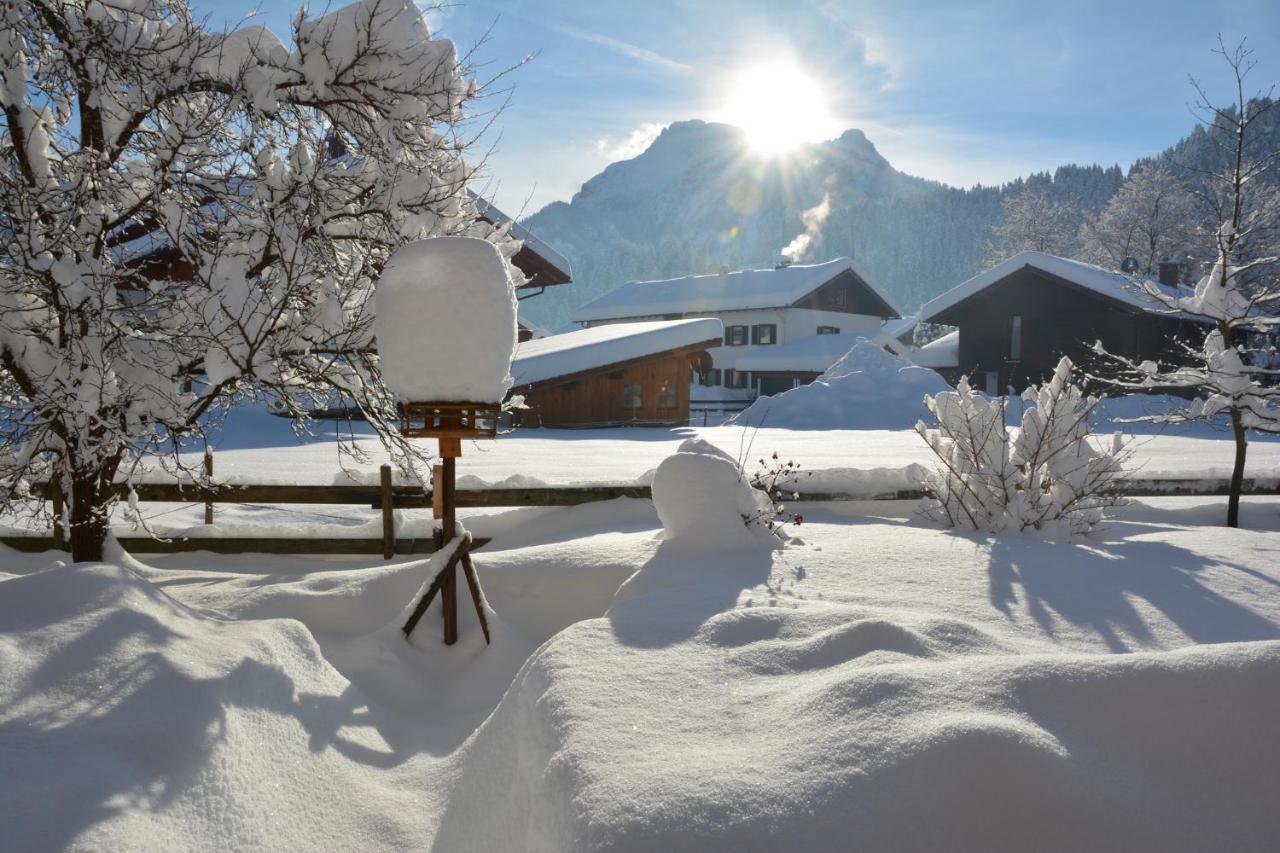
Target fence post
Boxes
[203,448,214,525]
[50,476,66,551]
[380,464,395,559]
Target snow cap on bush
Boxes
[651,439,776,549]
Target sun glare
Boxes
[719,60,839,156]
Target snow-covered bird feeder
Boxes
[375,236,517,440]
[374,236,517,646]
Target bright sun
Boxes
[719,60,839,155]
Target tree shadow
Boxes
[3,638,300,852]
[606,540,778,649]
[986,536,1280,652]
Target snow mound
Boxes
[437,570,1280,852]
[731,340,950,430]
[0,562,403,851]
[375,236,516,403]
[650,438,775,550]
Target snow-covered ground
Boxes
[153,398,1280,490]
[4,487,1280,850]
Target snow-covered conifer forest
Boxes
[3,3,1280,851]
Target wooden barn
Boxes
[509,319,723,427]
[919,251,1209,393]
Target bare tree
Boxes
[1079,162,1203,274]
[983,187,1077,266]
[1093,38,1280,528]
[0,0,523,560]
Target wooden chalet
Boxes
[509,319,723,427]
[919,252,1208,393]
[572,257,900,397]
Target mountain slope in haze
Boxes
[518,120,1122,329]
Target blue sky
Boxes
[195,1,1280,215]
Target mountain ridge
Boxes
[516,115,1251,330]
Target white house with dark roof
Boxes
[572,257,901,397]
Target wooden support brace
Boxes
[461,552,491,645]
[401,535,470,638]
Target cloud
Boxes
[551,23,693,75]
[595,122,667,162]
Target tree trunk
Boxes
[1228,408,1248,528]
[64,453,121,563]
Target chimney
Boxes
[1158,262,1181,287]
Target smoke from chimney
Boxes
[780,193,832,263]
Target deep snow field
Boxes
[4,481,1280,851]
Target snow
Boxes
[649,438,775,550]
[375,237,517,403]
[572,257,898,323]
[731,341,952,429]
[913,329,959,368]
[5,487,1280,849]
[512,319,723,387]
[920,251,1203,322]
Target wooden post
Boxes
[50,476,66,551]
[380,464,394,560]
[432,464,444,551]
[203,448,214,525]
[439,437,460,645]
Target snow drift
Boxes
[730,341,950,430]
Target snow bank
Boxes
[436,521,1280,852]
[731,341,951,430]
[375,237,516,403]
[0,562,410,851]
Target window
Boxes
[725,325,749,346]
[817,325,840,335]
[699,368,722,387]
[657,379,676,409]
[751,324,777,345]
[622,384,642,409]
[725,369,749,389]
[1008,315,1023,361]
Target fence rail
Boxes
[8,473,1277,556]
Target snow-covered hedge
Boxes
[917,357,1125,535]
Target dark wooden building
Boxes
[509,319,723,427]
[920,252,1208,393]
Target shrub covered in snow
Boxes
[917,357,1125,535]
[651,438,777,549]
[730,341,950,430]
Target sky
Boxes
[194,0,1280,216]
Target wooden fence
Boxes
[6,467,1278,556]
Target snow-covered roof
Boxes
[471,193,572,285]
[732,333,862,373]
[572,257,897,323]
[912,330,959,369]
[511,318,723,386]
[920,251,1196,322]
